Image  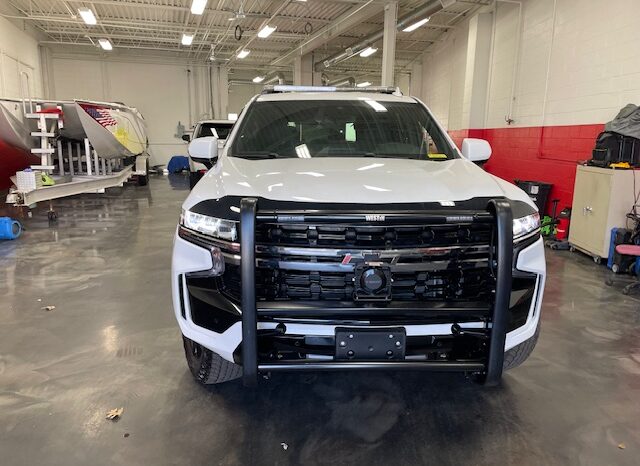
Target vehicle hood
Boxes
[186,156,533,208]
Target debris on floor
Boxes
[123,433,130,438]
[106,407,124,421]
[618,443,626,450]
[41,305,55,312]
[280,442,288,451]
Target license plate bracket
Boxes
[335,327,406,361]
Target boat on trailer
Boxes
[75,100,148,159]
[1,97,150,212]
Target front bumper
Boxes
[172,200,546,385]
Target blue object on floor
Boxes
[0,217,22,240]
[167,156,190,173]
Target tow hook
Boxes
[451,323,488,338]
[257,323,287,338]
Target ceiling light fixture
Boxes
[257,25,277,38]
[252,76,265,83]
[98,39,113,51]
[78,7,97,25]
[402,16,430,32]
[359,47,377,58]
[181,34,194,46]
[356,81,372,88]
[237,49,250,59]
[191,0,208,15]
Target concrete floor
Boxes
[1,175,639,466]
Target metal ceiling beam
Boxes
[316,0,448,71]
[227,0,293,66]
[39,25,306,41]
[57,0,373,13]
[270,0,383,66]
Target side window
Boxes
[345,122,356,142]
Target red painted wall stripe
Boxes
[449,124,604,215]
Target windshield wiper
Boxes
[236,152,279,160]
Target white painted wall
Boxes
[419,20,469,130]
[50,56,197,165]
[47,54,260,165]
[420,0,640,130]
[0,15,43,99]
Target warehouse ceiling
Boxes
[5,0,489,76]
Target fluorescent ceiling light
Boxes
[356,81,372,88]
[78,7,97,25]
[98,39,112,51]
[237,49,250,59]
[191,0,208,15]
[252,76,265,83]
[403,17,430,32]
[257,25,277,38]
[359,47,377,58]
[181,34,194,46]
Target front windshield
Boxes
[229,99,457,160]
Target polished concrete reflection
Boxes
[1,174,638,465]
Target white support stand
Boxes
[57,140,64,176]
[76,142,83,174]
[84,138,92,176]
[67,141,74,176]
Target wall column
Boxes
[462,12,493,129]
[219,66,229,119]
[293,53,320,85]
[381,1,398,86]
[211,65,229,119]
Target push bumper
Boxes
[172,199,545,386]
[237,198,513,386]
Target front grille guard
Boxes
[239,198,513,387]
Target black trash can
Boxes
[515,180,552,214]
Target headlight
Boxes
[513,212,540,239]
[181,209,238,241]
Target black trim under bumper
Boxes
[258,361,485,372]
[239,198,513,386]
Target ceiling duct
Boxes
[264,72,285,85]
[321,74,356,87]
[317,0,452,71]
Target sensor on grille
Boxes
[354,266,392,301]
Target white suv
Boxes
[172,86,545,387]
[183,119,234,188]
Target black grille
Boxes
[219,218,495,304]
[256,222,492,248]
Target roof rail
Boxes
[261,85,403,96]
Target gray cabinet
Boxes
[569,165,637,261]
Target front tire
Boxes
[503,322,540,371]
[182,336,242,384]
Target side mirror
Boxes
[188,136,218,169]
[461,138,491,162]
[181,133,191,142]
